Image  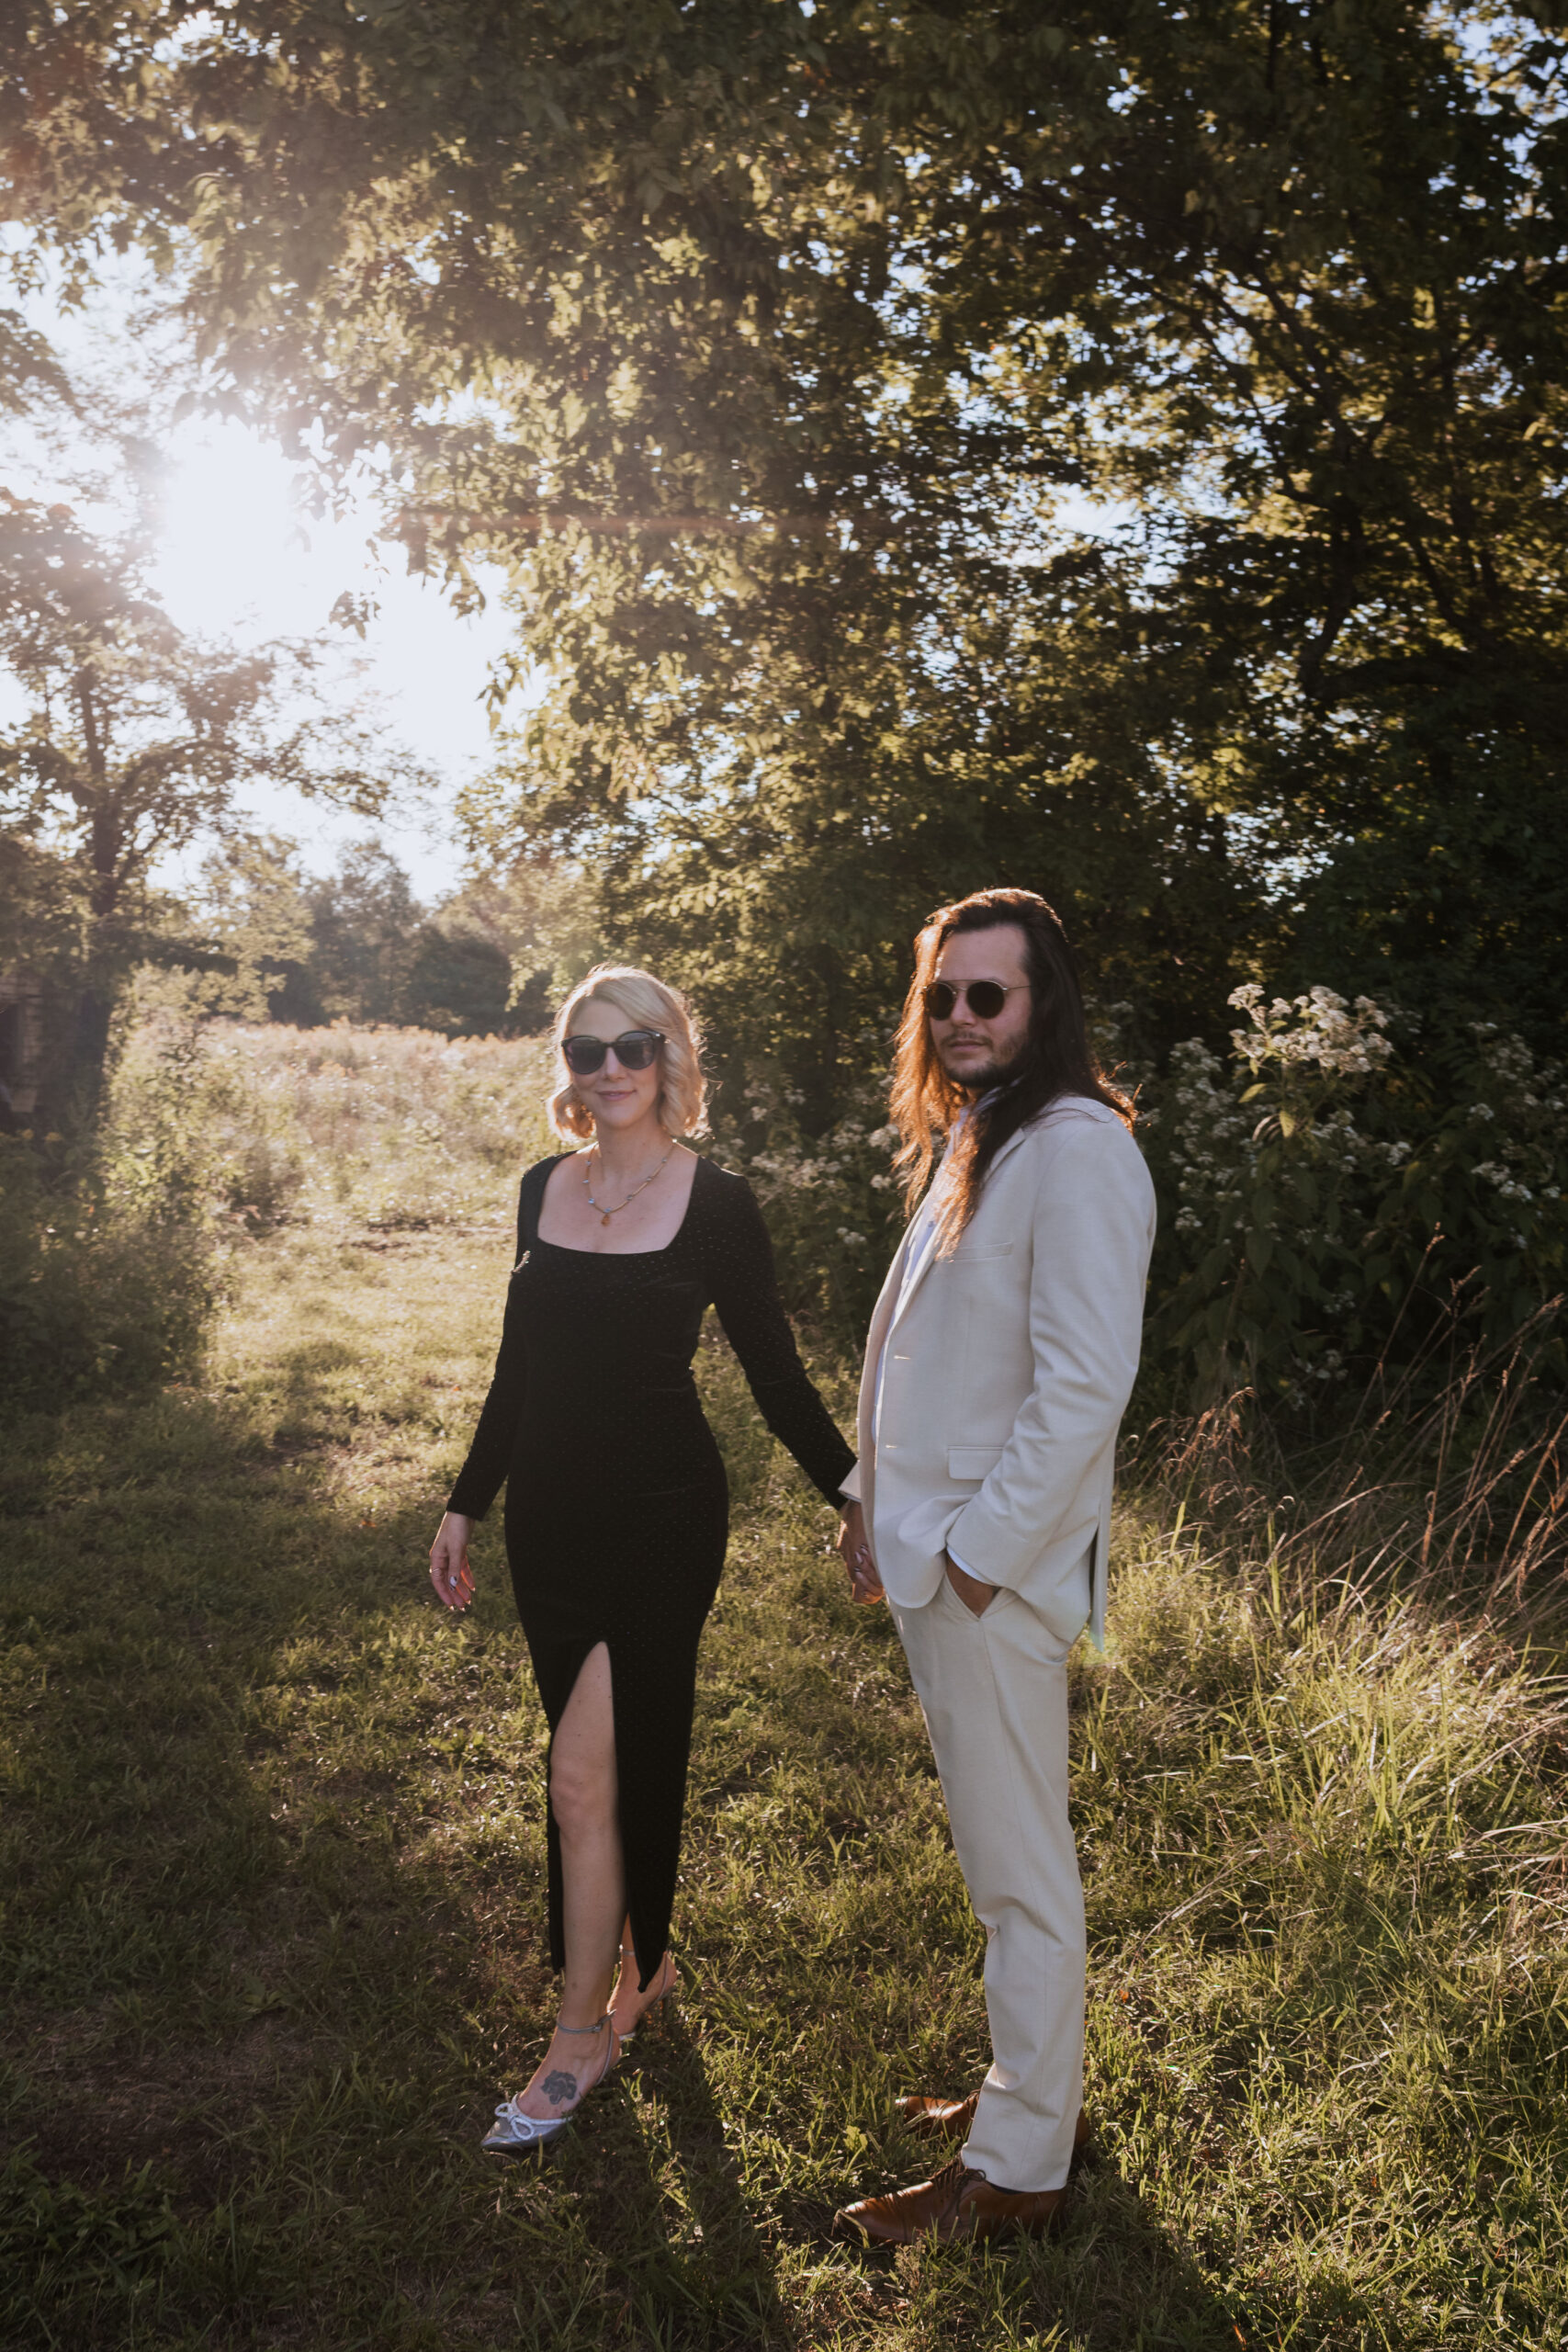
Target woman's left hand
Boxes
[836,1498,884,1604]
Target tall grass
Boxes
[2,1015,554,1417]
[3,1023,1564,2348]
[1144,1301,1568,1617]
[118,1015,556,1234]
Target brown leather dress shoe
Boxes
[896,2093,1092,2161]
[835,2156,1067,2246]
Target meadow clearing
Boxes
[3,1026,1566,2351]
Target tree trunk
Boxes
[66,978,114,1130]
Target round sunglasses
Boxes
[923,979,1028,1022]
[560,1027,665,1076]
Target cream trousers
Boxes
[890,1543,1091,2194]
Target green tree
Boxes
[8,0,1564,1083]
[0,480,403,1125]
[195,831,316,1023]
[426,856,605,1023]
[400,922,517,1037]
[206,842,588,1038]
[301,839,421,1027]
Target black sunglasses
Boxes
[561,1028,665,1075]
[923,979,1028,1022]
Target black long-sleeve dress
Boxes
[446,1151,854,1988]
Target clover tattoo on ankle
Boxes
[542,2069,577,2106]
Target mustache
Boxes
[939,1041,1030,1093]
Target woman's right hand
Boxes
[429,1511,475,1611]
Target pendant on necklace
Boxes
[600,1211,612,1227]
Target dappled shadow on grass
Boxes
[1,1435,468,2203]
[0,1240,825,2351]
[808,2132,1247,2352]
[1057,2143,1261,2350]
[0,1281,508,2335]
[7,1231,1568,2349]
[544,2009,794,2349]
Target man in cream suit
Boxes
[833,887,1155,2246]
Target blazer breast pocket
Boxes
[951,1238,1015,1261]
[947,1445,1005,1482]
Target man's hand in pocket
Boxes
[943,1551,998,1616]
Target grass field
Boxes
[4,1032,1567,2349]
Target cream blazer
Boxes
[841,1094,1156,1650]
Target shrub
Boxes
[0,1137,213,1412]
[1142,988,1568,1412]
[716,986,1568,1414]
[714,1058,906,1340]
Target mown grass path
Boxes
[4,1213,1565,2349]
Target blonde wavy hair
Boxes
[547,965,708,1144]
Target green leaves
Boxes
[1144,990,1568,1416]
[0,403,428,1124]
[6,0,1565,1158]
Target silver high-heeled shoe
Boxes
[481,2012,620,2154]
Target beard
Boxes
[937,1036,1029,1095]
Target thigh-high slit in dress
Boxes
[446,1152,854,1990]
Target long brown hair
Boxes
[889,888,1134,1249]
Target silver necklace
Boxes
[582,1141,675,1227]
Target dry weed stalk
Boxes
[1140,1301,1568,1618]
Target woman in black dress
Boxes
[428,966,853,2153]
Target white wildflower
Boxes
[1473,1160,1533,1201]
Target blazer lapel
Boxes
[886,1119,1035,1335]
[886,1204,942,1339]
[858,1219,914,1417]
[983,1125,1032,1181]
[865,1227,909,1356]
